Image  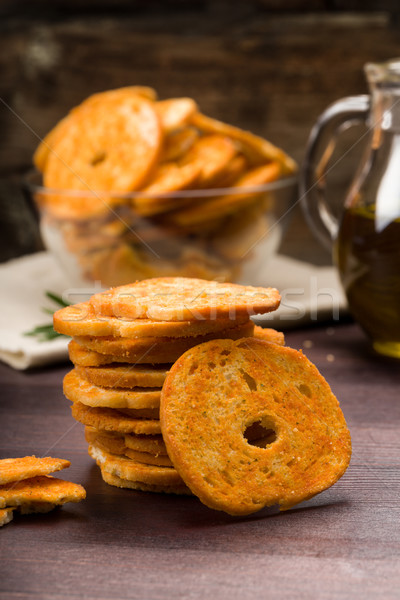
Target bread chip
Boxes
[170,162,282,226]
[124,433,168,456]
[68,340,130,367]
[155,98,198,133]
[100,468,191,495]
[180,134,238,188]
[74,320,254,361]
[34,87,158,174]
[123,448,173,467]
[75,363,170,389]
[0,476,86,509]
[0,456,70,485]
[161,127,199,162]
[253,325,285,346]
[85,427,127,455]
[72,401,161,435]
[160,337,352,515]
[63,369,161,409]
[0,507,14,527]
[191,112,298,175]
[54,301,249,338]
[89,277,280,321]
[134,162,202,216]
[44,95,162,192]
[88,443,182,486]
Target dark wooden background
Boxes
[1,0,400,262]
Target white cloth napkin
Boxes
[0,251,347,370]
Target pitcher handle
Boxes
[300,95,370,249]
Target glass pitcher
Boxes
[301,58,400,359]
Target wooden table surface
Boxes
[1,321,399,600]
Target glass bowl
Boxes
[25,172,298,288]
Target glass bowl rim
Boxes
[23,170,298,200]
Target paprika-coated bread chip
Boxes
[160,338,352,516]
[63,369,161,409]
[0,476,86,509]
[89,277,280,321]
[100,468,191,495]
[88,443,182,486]
[74,363,170,389]
[54,301,249,338]
[44,95,162,192]
[73,320,254,361]
[0,456,70,485]
[71,401,161,435]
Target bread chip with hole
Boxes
[160,337,351,515]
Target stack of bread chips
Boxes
[54,277,283,494]
[0,456,86,527]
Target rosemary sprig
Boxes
[24,292,69,342]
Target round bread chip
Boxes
[34,87,158,174]
[124,434,168,456]
[191,112,298,175]
[0,456,70,485]
[155,98,198,133]
[63,369,161,409]
[71,401,161,435]
[85,427,127,455]
[75,363,170,389]
[54,301,249,339]
[89,277,280,321]
[88,443,182,486]
[44,95,162,192]
[180,134,238,188]
[100,468,191,495]
[123,448,173,467]
[0,476,86,508]
[170,162,282,226]
[134,162,202,216]
[73,320,255,361]
[68,340,133,367]
[160,337,352,516]
[253,325,285,346]
[161,127,199,163]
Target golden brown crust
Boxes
[160,337,351,516]
[100,468,191,495]
[253,325,285,346]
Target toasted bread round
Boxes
[71,401,161,435]
[88,443,182,486]
[89,277,280,321]
[75,364,170,389]
[54,301,249,338]
[155,97,198,133]
[74,320,254,361]
[0,456,70,485]
[160,337,352,515]
[85,427,127,455]
[44,95,162,192]
[63,369,161,409]
[124,433,168,456]
[100,468,191,495]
